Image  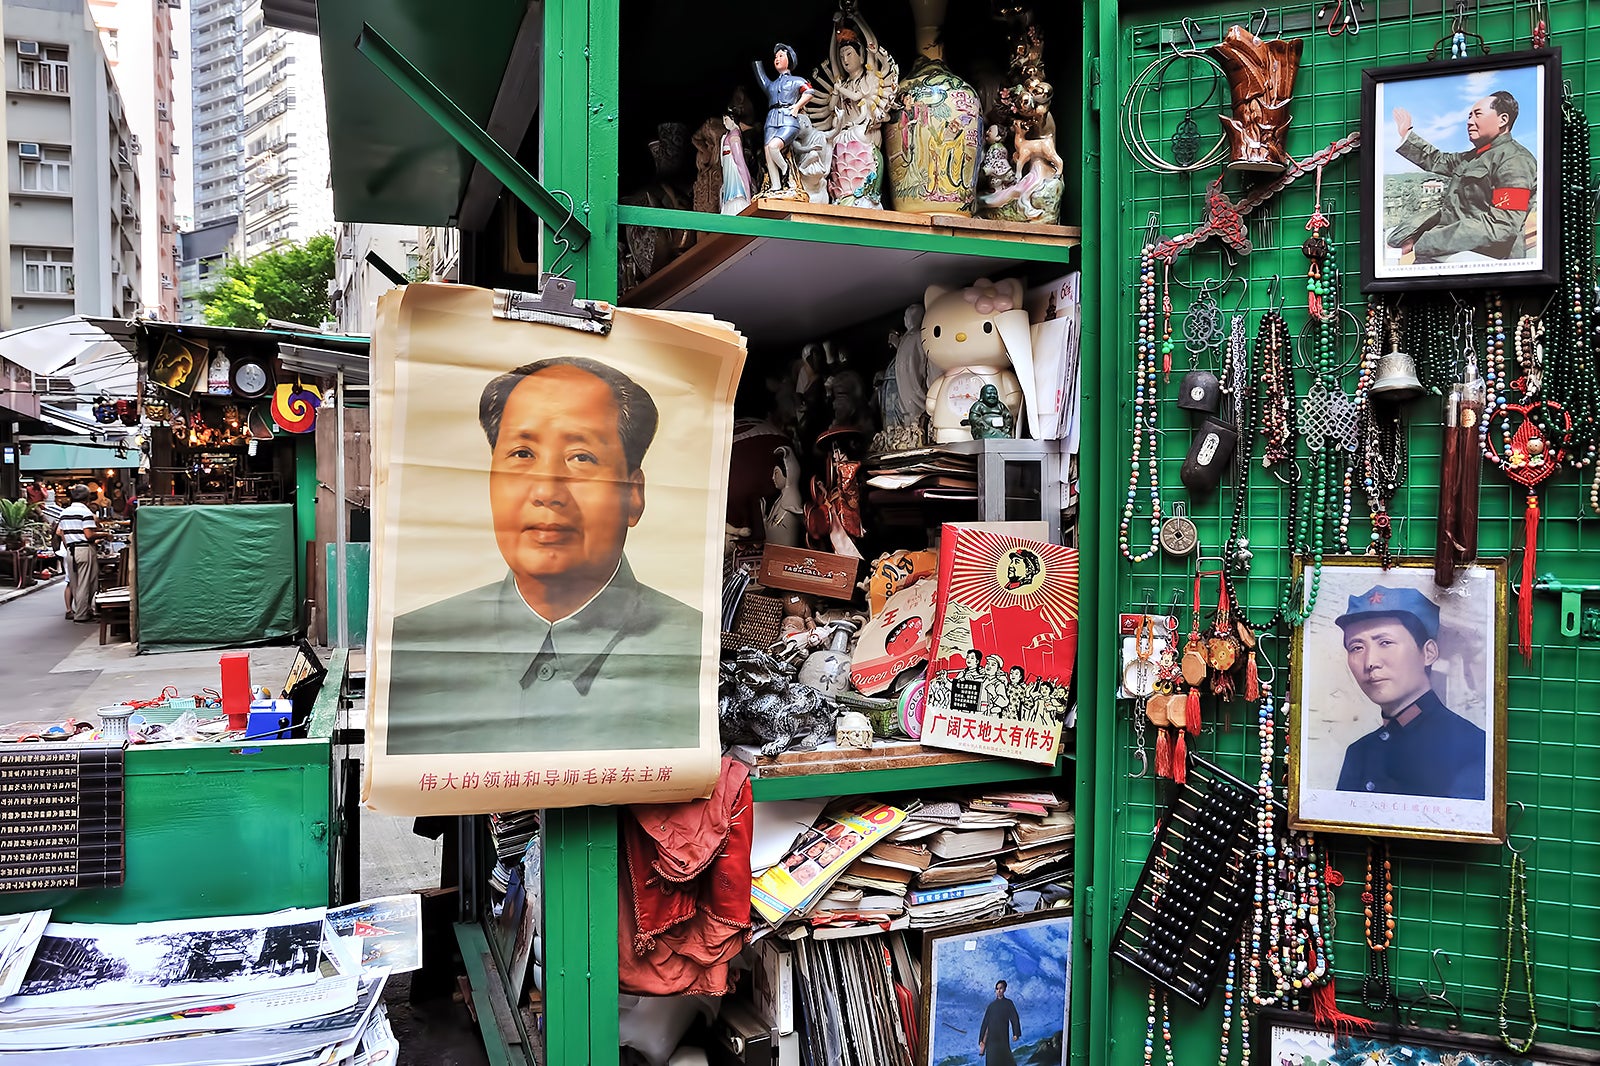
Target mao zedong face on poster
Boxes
[364,284,745,815]
[1289,558,1507,844]
[1360,49,1561,292]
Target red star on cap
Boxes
[1368,591,1385,604]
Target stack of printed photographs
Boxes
[0,896,421,1065]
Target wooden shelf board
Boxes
[616,201,1079,345]
[740,740,1068,801]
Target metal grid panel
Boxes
[1107,0,1600,1055]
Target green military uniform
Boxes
[384,557,704,755]
[1390,131,1537,263]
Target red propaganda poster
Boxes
[921,524,1080,764]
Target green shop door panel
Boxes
[1,743,333,923]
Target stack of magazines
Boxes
[0,896,421,1065]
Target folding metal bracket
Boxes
[354,23,590,251]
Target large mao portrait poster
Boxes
[364,284,746,815]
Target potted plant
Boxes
[0,498,43,551]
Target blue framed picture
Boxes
[920,911,1072,1066]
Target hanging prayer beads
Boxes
[1361,842,1395,1012]
[1497,832,1537,1053]
[1547,87,1600,468]
[1124,214,1165,563]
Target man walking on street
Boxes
[58,485,101,623]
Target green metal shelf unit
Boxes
[1090,3,1600,1065]
[312,2,1101,1064]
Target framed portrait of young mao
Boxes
[1289,557,1508,844]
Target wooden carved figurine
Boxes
[1208,25,1303,174]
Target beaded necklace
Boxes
[1248,681,1281,1008]
[1402,297,1456,395]
[1497,842,1537,1052]
[1223,310,1294,636]
[1360,842,1395,1011]
[1355,301,1409,565]
[1285,206,1350,625]
[1124,213,1165,563]
[1547,87,1600,469]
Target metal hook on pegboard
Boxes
[1506,799,1531,856]
[1529,0,1549,48]
[1428,0,1490,60]
[1315,0,1364,36]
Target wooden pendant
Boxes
[1181,634,1209,687]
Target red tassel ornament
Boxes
[1155,730,1172,779]
[1311,976,1375,1036]
[1519,492,1538,662]
[1244,654,1260,703]
[1171,731,1187,785]
[1185,686,1201,737]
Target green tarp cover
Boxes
[135,504,297,653]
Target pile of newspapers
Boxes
[0,895,421,1065]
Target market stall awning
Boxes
[294,0,532,226]
[0,316,138,393]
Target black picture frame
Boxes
[1359,48,1561,293]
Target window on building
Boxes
[18,145,70,192]
[18,46,69,93]
[21,248,72,295]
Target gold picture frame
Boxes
[1288,556,1508,844]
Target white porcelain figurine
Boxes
[920,278,1038,443]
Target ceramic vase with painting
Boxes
[885,0,983,215]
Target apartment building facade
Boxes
[190,0,329,252]
[5,0,143,330]
[88,0,179,320]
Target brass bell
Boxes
[1370,347,1425,402]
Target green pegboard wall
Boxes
[1101,0,1600,1060]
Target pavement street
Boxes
[0,578,102,718]
[0,582,481,1065]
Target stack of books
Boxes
[862,447,980,503]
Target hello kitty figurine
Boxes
[921,278,1038,443]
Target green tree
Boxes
[200,234,336,328]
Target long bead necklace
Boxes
[1286,209,1347,625]
[1261,308,1295,467]
[1218,948,1237,1066]
[1482,292,1509,455]
[1361,842,1395,1011]
[1342,302,1381,555]
[1548,86,1600,469]
[1248,681,1281,1007]
[1124,214,1165,562]
[1356,300,1408,565]
[1497,844,1537,1052]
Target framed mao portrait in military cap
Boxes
[1289,558,1508,843]
[1359,49,1561,293]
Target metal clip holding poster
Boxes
[492,273,615,335]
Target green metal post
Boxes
[294,434,317,629]
[539,0,621,1063]
[353,24,591,251]
[1087,2,1122,1065]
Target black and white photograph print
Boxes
[920,911,1071,1066]
[15,910,326,1007]
[1289,558,1508,844]
[1360,49,1561,291]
